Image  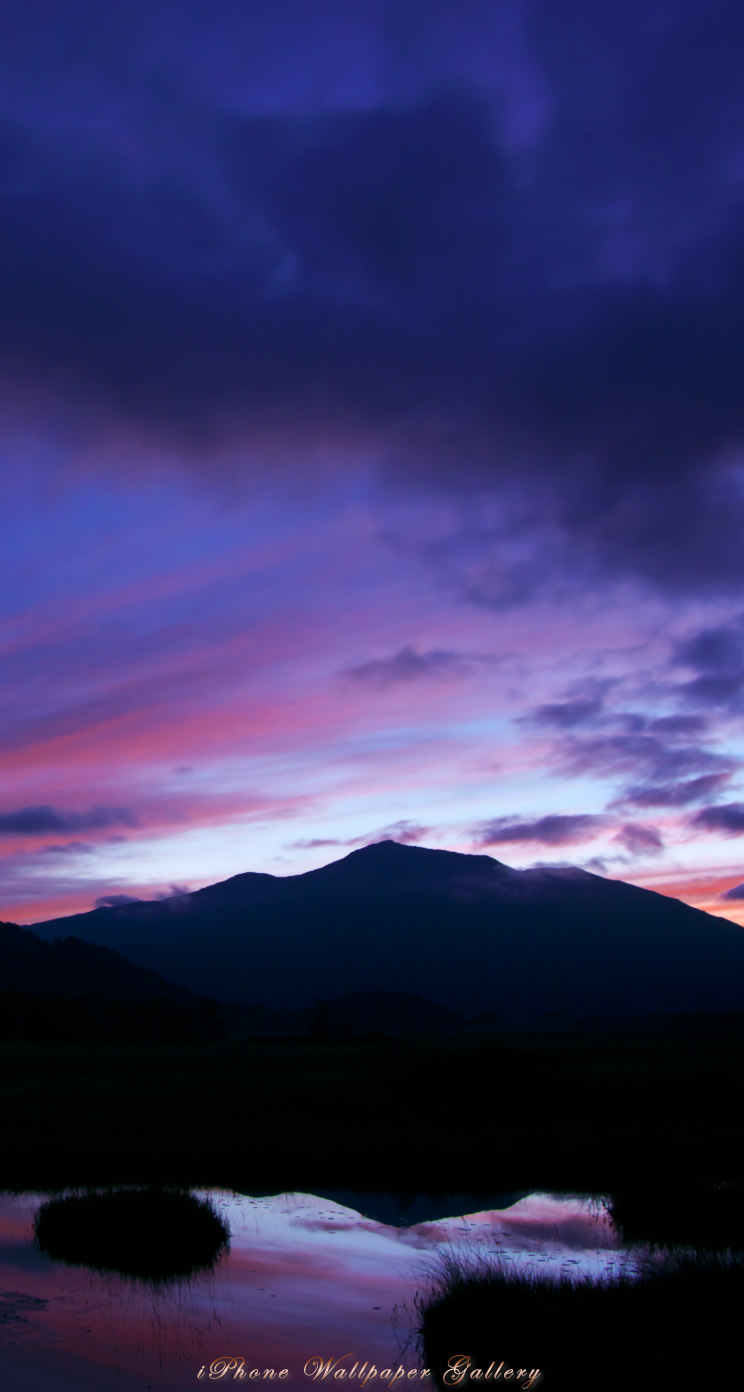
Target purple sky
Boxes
[2,0,744,925]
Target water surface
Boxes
[0,1188,626,1390]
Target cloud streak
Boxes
[691,804,744,836]
[0,805,135,836]
[474,814,607,848]
[344,646,496,687]
[613,823,665,857]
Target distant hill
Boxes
[0,919,196,1001]
[27,840,744,1022]
[0,920,223,1042]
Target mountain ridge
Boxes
[23,839,744,1021]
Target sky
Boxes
[2,0,744,926]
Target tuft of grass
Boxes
[33,1186,230,1284]
[419,1245,744,1391]
[609,1179,744,1250]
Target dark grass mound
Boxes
[610,1179,744,1250]
[33,1187,229,1283]
[419,1250,744,1391]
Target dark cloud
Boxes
[526,698,604,730]
[648,715,708,737]
[614,713,648,735]
[40,841,92,857]
[0,3,742,596]
[681,675,744,707]
[0,805,136,836]
[613,822,665,857]
[0,88,515,444]
[94,893,142,908]
[154,883,191,900]
[721,882,744,901]
[474,813,607,847]
[690,803,744,835]
[616,772,731,809]
[287,838,343,851]
[344,646,490,687]
[93,883,188,908]
[480,814,663,860]
[672,617,744,707]
[675,619,744,674]
[369,820,430,845]
[560,732,729,785]
[542,714,741,819]
[521,677,616,730]
[289,820,430,851]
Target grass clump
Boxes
[419,1246,744,1391]
[33,1186,230,1284]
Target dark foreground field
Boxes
[2,1026,743,1206]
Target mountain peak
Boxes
[307,838,511,886]
[347,838,415,856]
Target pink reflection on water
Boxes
[0,1189,623,1391]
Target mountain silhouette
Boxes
[27,840,744,1021]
